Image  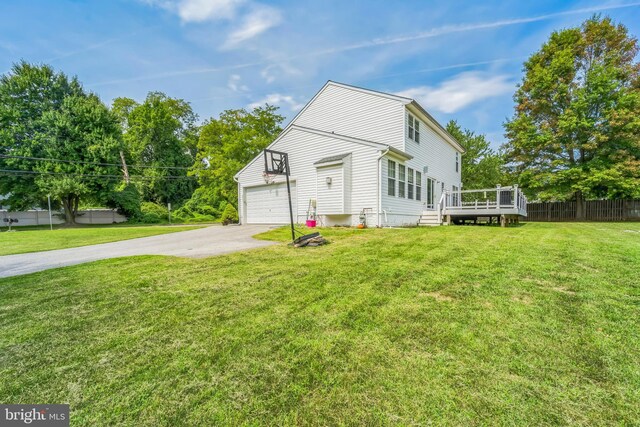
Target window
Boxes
[408,114,420,143]
[408,168,414,199]
[452,185,459,207]
[455,152,459,173]
[398,164,406,198]
[387,160,396,197]
[426,177,435,209]
[416,171,422,201]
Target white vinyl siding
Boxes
[295,83,406,150]
[404,107,462,206]
[238,127,378,226]
[316,163,347,214]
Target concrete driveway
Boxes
[0,225,278,279]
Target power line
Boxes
[0,169,197,181]
[0,154,206,171]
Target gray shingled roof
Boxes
[314,153,351,165]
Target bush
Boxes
[221,204,239,225]
[140,202,168,223]
[107,183,141,218]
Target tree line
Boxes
[0,62,284,224]
[1,15,638,224]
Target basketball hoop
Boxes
[262,171,276,184]
[262,148,296,243]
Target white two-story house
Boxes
[235,81,465,227]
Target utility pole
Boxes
[120,151,130,184]
[47,194,53,231]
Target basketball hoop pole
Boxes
[263,148,296,243]
[284,161,295,243]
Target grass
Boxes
[0,222,639,425]
[0,224,206,255]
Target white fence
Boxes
[1,209,127,227]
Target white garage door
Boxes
[245,182,297,224]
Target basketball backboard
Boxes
[263,149,290,176]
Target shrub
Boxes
[140,202,168,223]
[221,204,239,225]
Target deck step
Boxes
[418,213,442,226]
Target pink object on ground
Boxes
[306,220,317,228]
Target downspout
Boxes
[376,147,390,227]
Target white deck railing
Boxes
[438,185,528,217]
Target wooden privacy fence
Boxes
[527,199,640,222]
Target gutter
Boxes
[376,147,390,227]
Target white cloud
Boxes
[227,74,249,92]
[144,0,243,22]
[396,72,513,114]
[144,0,281,47]
[260,63,302,84]
[248,93,304,111]
[223,5,282,48]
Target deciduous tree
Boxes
[504,16,640,217]
[446,120,505,189]
[194,105,284,207]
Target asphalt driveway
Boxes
[0,225,277,278]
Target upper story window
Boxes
[387,160,396,197]
[455,152,459,173]
[408,114,420,143]
[398,165,406,198]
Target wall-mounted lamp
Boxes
[326,177,332,185]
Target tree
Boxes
[114,92,198,205]
[194,105,284,207]
[0,61,84,209]
[446,120,506,189]
[0,62,122,223]
[504,16,640,217]
[36,94,122,224]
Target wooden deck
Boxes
[419,186,528,227]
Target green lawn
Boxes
[0,224,206,255]
[1,223,639,425]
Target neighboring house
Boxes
[235,81,465,227]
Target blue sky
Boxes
[2,0,640,148]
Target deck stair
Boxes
[418,211,442,227]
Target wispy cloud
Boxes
[227,74,248,92]
[307,1,640,57]
[396,72,513,114]
[144,0,281,47]
[45,26,158,63]
[248,93,304,111]
[260,63,302,84]
[91,1,640,86]
[223,5,282,48]
[144,0,243,22]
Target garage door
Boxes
[245,182,297,224]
